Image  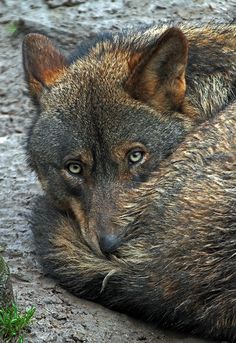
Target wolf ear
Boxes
[22,33,67,100]
[126,28,188,111]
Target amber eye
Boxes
[66,161,82,175]
[128,149,145,165]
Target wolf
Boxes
[23,24,236,341]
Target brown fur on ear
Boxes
[22,33,67,99]
[126,28,189,112]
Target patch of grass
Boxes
[0,303,35,343]
[6,22,19,34]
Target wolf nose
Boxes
[99,234,121,254]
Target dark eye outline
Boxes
[127,149,145,166]
[64,160,83,175]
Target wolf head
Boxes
[23,28,194,255]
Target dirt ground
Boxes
[0,0,235,342]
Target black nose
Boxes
[99,234,121,254]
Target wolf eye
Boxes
[128,149,145,165]
[66,161,82,175]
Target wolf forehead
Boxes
[43,50,132,109]
[31,101,177,161]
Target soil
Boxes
[0,0,235,342]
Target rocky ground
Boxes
[0,0,235,342]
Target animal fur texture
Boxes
[23,24,236,341]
